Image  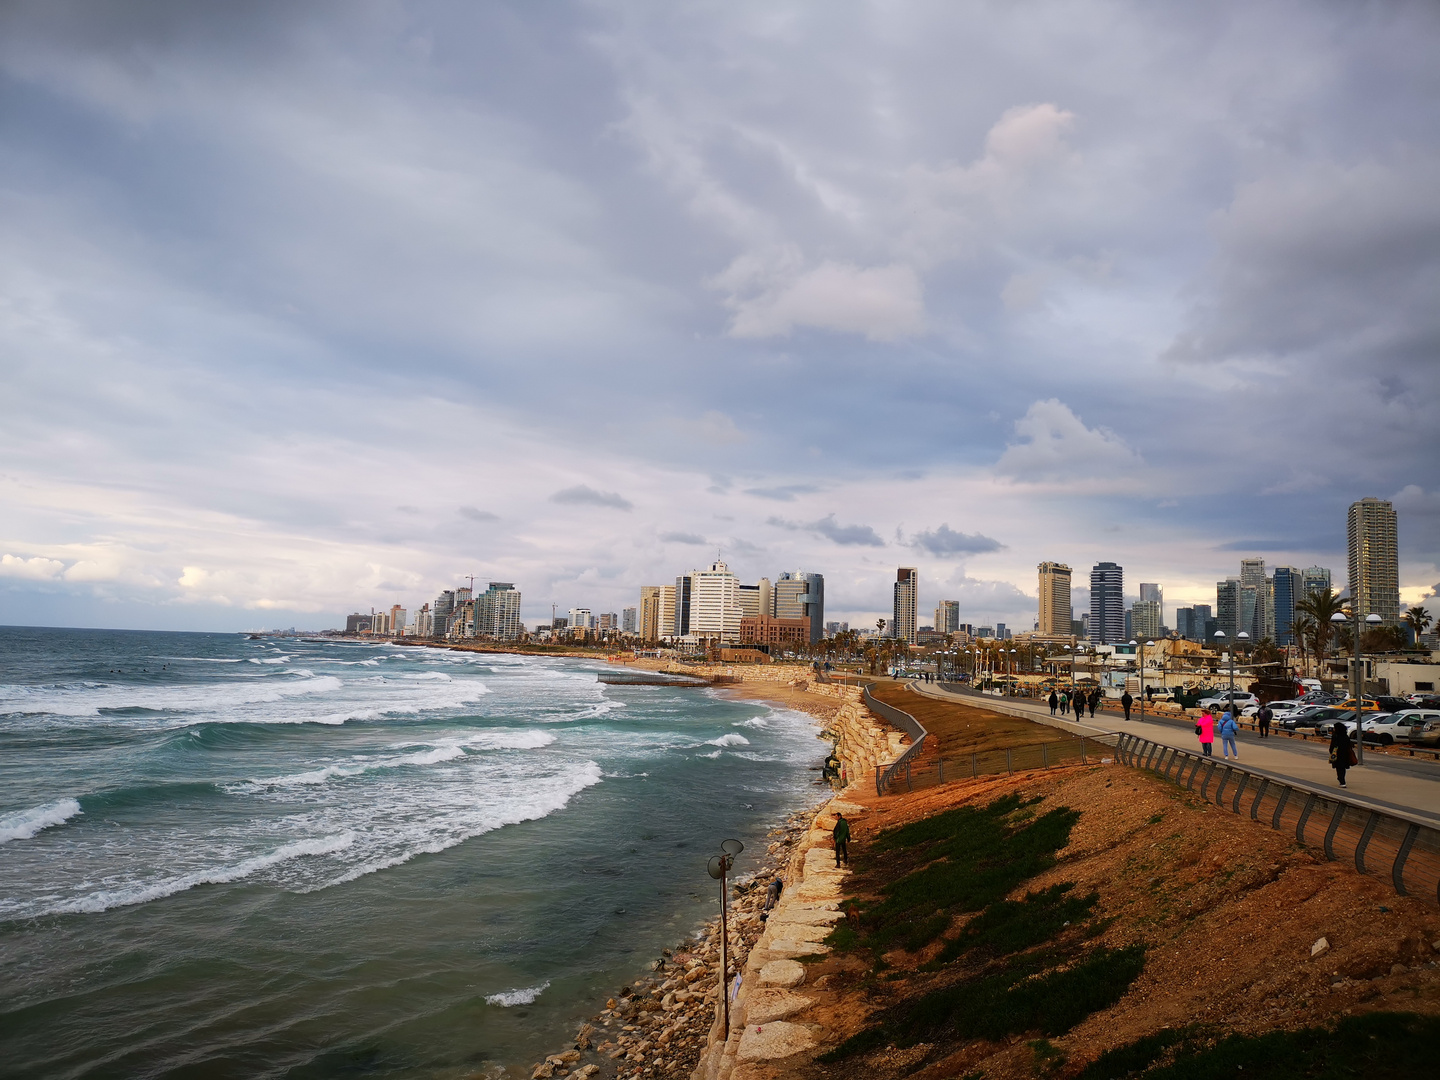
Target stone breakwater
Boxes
[523,808,821,1080]
[522,671,902,1080]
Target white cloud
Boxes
[996,399,1141,480]
[0,553,65,580]
[714,248,924,341]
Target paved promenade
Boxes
[910,681,1440,823]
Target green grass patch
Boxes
[1076,1013,1440,1080]
[819,944,1146,1061]
[935,882,1098,964]
[856,793,1082,954]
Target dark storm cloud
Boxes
[911,525,1004,557]
[550,486,634,511]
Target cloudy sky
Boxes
[2,0,1438,633]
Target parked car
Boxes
[1405,693,1440,707]
[1375,695,1414,714]
[1296,691,1343,706]
[1243,698,1301,718]
[1362,710,1440,745]
[1197,691,1259,711]
[1320,713,1393,738]
[1406,715,1440,748]
[1337,697,1382,713]
[1281,706,1350,732]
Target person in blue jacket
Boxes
[1218,708,1240,759]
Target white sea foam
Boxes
[245,730,554,788]
[0,798,83,843]
[486,981,550,1006]
[698,749,723,759]
[706,733,750,748]
[42,832,355,915]
[736,717,770,729]
[0,674,344,720]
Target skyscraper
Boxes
[432,590,455,637]
[1138,582,1163,624]
[1089,562,1124,643]
[622,606,637,634]
[1037,562,1073,636]
[1301,566,1332,599]
[1348,497,1400,625]
[476,583,522,639]
[893,568,918,642]
[773,572,824,643]
[934,600,960,635]
[1216,579,1240,640]
[1131,600,1162,640]
[688,561,742,640]
[639,585,663,640]
[1272,566,1298,646]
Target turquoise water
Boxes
[0,628,825,1078]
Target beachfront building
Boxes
[1089,562,1124,644]
[639,586,663,640]
[569,607,592,632]
[432,590,455,637]
[738,578,774,620]
[475,583,522,640]
[622,607,637,634]
[774,571,824,644]
[1037,562,1073,636]
[893,567,918,643]
[686,561,743,641]
[740,615,811,647]
[1349,497,1400,625]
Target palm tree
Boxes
[1405,605,1433,645]
[1296,587,1345,665]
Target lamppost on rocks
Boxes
[707,838,744,1033]
[1331,609,1382,765]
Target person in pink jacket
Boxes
[1197,708,1215,756]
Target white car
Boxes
[1367,710,1440,745]
[1198,691,1258,712]
[1242,699,1301,718]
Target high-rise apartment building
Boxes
[1240,558,1266,588]
[1301,566,1332,599]
[1089,562,1124,643]
[659,584,676,638]
[1175,607,1195,640]
[1138,583,1163,626]
[475,582,522,639]
[1194,604,1214,640]
[893,568,918,643]
[688,561,742,641]
[639,586,663,640]
[569,608,592,632]
[934,600,960,635]
[1348,497,1400,625]
[1216,579,1240,640]
[773,571,824,644]
[1131,599,1162,641]
[1272,566,1298,646]
[622,607,637,634]
[672,575,693,638]
[432,590,455,637]
[1037,562,1073,636]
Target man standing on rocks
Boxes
[832,813,850,867]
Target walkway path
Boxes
[910,682,1440,823]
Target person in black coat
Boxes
[1048,690,1059,716]
[1120,690,1134,721]
[1088,688,1100,717]
[1329,722,1354,789]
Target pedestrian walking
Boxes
[1257,704,1272,738]
[1058,690,1068,715]
[1074,691,1085,719]
[1048,689,1058,716]
[1329,722,1355,789]
[1120,689,1133,722]
[1088,688,1100,718]
[832,812,850,867]
[1197,708,1215,756]
[1218,708,1239,759]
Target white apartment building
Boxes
[687,561,743,641]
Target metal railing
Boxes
[1113,732,1440,907]
[864,685,929,795]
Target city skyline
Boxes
[1,4,1438,635]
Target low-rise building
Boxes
[739,615,811,647]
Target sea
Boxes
[0,627,828,1079]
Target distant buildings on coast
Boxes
[338,497,1417,653]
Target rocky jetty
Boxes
[525,808,819,1080]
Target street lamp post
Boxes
[1332,609,1383,765]
[1212,629,1249,716]
[707,839,744,1034]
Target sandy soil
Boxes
[731,763,1440,1080]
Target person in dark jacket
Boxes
[1329,722,1354,789]
[832,813,851,866]
[1120,690,1134,721]
[1088,688,1100,717]
[1073,691,1085,718]
[1048,690,1059,716]
[1257,705,1272,738]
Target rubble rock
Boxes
[758,959,806,988]
[736,1020,816,1062]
